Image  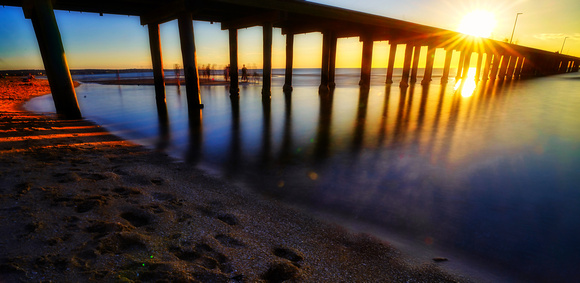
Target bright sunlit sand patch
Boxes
[458,10,496,38]
[0,141,132,154]
[0,132,110,143]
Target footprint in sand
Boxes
[197,202,240,226]
[152,192,174,201]
[111,187,141,198]
[217,213,239,226]
[84,220,129,239]
[75,196,106,213]
[150,178,165,185]
[169,243,235,275]
[96,232,149,254]
[171,247,200,261]
[50,195,106,213]
[79,173,108,181]
[261,247,304,281]
[120,210,153,227]
[262,261,301,283]
[214,234,245,248]
[273,247,304,263]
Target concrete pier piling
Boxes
[489,54,502,81]
[441,49,453,84]
[147,23,167,114]
[178,13,203,112]
[359,35,373,89]
[319,31,332,94]
[461,51,472,79]
[455,51,466,80]
[229,28,239,95]
[283,33,294,92]
[328,33,338,89]
[421,45,435,85]
[386,43,397,84]
[506,56,518,80]
[400,43,414,88]
[482,53,493,81]
[474,53,483,82]
[410,45,421,84]
[262,23,273,96]
[498,55,510,81]
[23,0,81,119]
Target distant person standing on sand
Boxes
[241,65,248,82]
[224,65,230,82]
[174,64,181,86]
[252,70,259,83]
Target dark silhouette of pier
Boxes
[2,0,579,119]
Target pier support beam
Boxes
[400,43,414,88]
[520,57,532,78]
[149,23,170,152]
[319,31,331,93]
[262,23,273,96]
[359,35,373,89]
[552,59,561,74]
[421,45,435,85]
[506,56,517,80]
[178,13,203,111]
[24,0,81,119]
[489,54,502,81]
[557,61,565,73]
[441,49,453,84]
[562,60,571,73]
[328,34,337,89]
[498,55,510,81]
[228,28,239,95]
[147,23,167,116]
[521,55,536,78]
[410,45,421,84]
[455,51,466,80]
[513,57,523,79]
[461,51,472,79]
[481,53,492,81]
[283,33,294,92]
[474,53,483,82]
[386,43,397,84]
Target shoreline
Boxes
[79,78,254,86]
[0,77,467,282]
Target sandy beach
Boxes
[0,77,465,282]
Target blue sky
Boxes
[0,0,578,70]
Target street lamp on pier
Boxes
[560,37,569,54]
[509,12,523,44]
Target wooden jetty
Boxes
[1,0,579,119]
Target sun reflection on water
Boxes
[454,68,477,97]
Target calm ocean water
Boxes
[27,69,580,282]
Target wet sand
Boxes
[0,77,466,282]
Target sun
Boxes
[458,10,496,38]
